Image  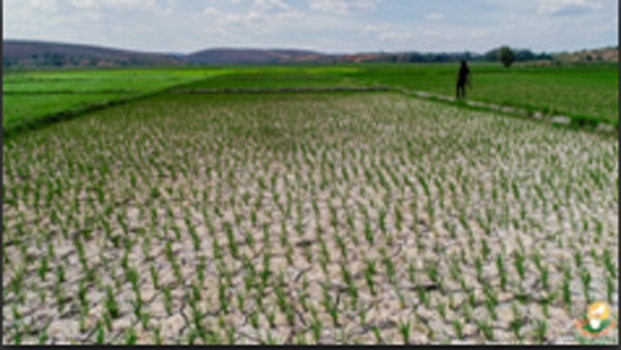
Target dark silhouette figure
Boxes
[456,60,471,99]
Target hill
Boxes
[552,46,618,63]
[2,40,183,68]
[3,39,618,69]
[185,48,324,64]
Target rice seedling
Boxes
[11,324,22,345]
[363,221,374,246]
[483,282,499,320]
[372,325,382,344]
[539,264,549,291]
[452,319,464,340]
[606,275,615,305]
[513,252,526,289]
[474,256,484,283]
[579,268,592,304]
[225,323,236,345]
[162,285,173,316]
[37,255,48,281]
[495,254,507,291]
[224,222,239,259]
[475,318,494,341]
[381,248,396,285]
[399,319,411,344]
[574,250,583,269]
[559,269,572,315]
[94,319,106,344]
[309,305,322,343]
[11,303,21,321]
[285,303,296,327]
[406,260,417,285]
[417,285,430,308]
[248,309,260,331]
[104,285,120,319]
[435,298,447,321]
[602,247,617,278]
[533,319,547,343]
[334,233,347,260]
[125,325,137,345]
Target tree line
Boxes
[1,46,560,68]
[354,46,552,66]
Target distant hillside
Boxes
[2,40,617,69]
[2,40,183,68]
[186,48,324,64]
[552,46,618,63]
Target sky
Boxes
[3,0,618,55]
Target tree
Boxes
[484,48,499,62]
[498,46,515,68]
[514,49,535,62]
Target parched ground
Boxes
[2,92,618,344]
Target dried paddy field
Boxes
[2,92,618,344]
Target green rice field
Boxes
[3,63,618,134]
[2,64,618,345]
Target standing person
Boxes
[456,60,471,100]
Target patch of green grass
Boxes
[2,93,131,127]
[357,63,618,125]
[2,67,229,132]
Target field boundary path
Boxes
[3,89,137,95]
[393,87,618,136]
[168,86,392,94]
[4,79,616,140]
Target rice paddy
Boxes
[2,91,617,344]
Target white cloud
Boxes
[29,0,59,12]
[538,0,603,16]
[68,0,175,15]
[203,7,221,16]
[251,0,300,18]
[425,12,445,20]
[310,0,382,14]
[206,0,302,26]
[378,31,410,41]
[361,24,389,33]
[204,27,239,39]
[68,0,158,11]
[68,0,98,9]
[362,24,410,41]
[422,29,454,41]
[4,0,617,55]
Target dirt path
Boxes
[394,87,617,135]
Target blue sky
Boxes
[3,0,618,54]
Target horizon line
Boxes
[3,38,617,57]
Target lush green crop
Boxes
[177,70,371,90]
[3,63,617,134]
[356,63,619,125]
[3,93,131,127]
[2,67,231,128]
